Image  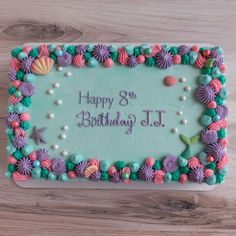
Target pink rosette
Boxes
[145,157,155,167]
[190,45,199,53]
[8,95,23,105]
[39,44,50,57]
[219,138,229,147]
[29,151,37,161]
[68,171,77,179]
[41,159,52,170]
[73,54,85,68]
[204,169,214,178]
[108,165,117,176]
[23,46,32,54]
[121,166,131,175]
[118,48,128,65]
[145,44,161,57]
[12,80,22,88]
[10,58,21,71]
[210,79,222,93]
[89,158,100,168]
[188,157,201,169]
[173,55,181,64]
[8,156,17,165]
[194,53,206,68]
[209,119,227,131]
[12,172,31,181]
[179,174,188,184]
[217,153,229,169]
[14,128,26,137]
[137,55,145,64]
[153,170,165,184]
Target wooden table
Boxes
[0,0,235,235]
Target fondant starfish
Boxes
[30,126,47,145]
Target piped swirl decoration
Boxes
[5,44,228,185]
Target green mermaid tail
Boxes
[180,134,200,160]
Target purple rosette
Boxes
[162,155,178,173]
[127,55,138,67]
[155,50,173,69]
[16,157,33,175]
[6,113,20,128]
[57,52,72,66]
[76,45,87,55]
[92,44,110,62]
[36,148,49,161]
[8,69,16,82]
[20,56,34,73]
[13,136,26,149]
[189,166,205,183]
[138,164,154,182]
[75,161,89,177]
[51,158,66,176]
[19,82,35,96]
[201,130,218,144]
[90,171,101,181]
[178,45,190,55]
[196,85,215,104]
[216,105,228,119]
[206,142,225,161]
[111,172,122,183]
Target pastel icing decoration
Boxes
[31,56,54,75]
[5,43,229,187]
[163,76,177,87]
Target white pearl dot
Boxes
[55,100,62,105]
[48,113,55,119]
[179,77,186,83]
[180,96,187,101]
[65,71,72,77]
[57,66,63,72]
[53,83,60,88]
[171,128,178,133]
[177,110,183,116]
[181,119,187,125]
[62,125,68,131]
[51,144,59,149]
[59,133,66,139]
[184,86,191,92]
[47,89,54,95]
[61,151,68,156]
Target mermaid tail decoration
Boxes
[180,134,200,160]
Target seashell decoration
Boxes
[31,57,54,75]
[84,165,98,178]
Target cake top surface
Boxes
[5,43,229,186]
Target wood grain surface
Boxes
[0,0,236,235]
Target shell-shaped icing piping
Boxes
[84,165,98,178]
[31,57,54,75]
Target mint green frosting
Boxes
[218,75,226,85]
[67,45,76,56]
[162,44,170,51]
[181,54,190,65]
[4,171,12,178]
[21,97,32,107]
[6,143,16,155]
[29,48,39,58]
[100,160,109,172]
[32,167,41,179]
[144,47,152,55]
[139,44,149,54]
[58,173,69,181]
[124,45,134,56]
[219,87,229,100]
[61,44,69,51]
[122,172,130,179]
[177,156,188,167]
[13,150,23,159]
[211,67,221,78]
[198,152,207,165]
[200,115,212,126]
[18,52,27,60]
[86,44,94,52]
[49,44,56,52]
[21,144,33,156]
[153,160,161,170]
[165,172,172,182]
[218,167,228,175]
[8,86,16,95]
[133,47,141,57]
[69,153,83,164]
[14,103,25,113]
[145,57,155,66]
[48,172,57,180]
[128,162,140,173]
[8,104,14,112]
[109,45,117,53]
[24,73,36,83]
[14,90,22,98]
[66,161,75,171]
[189,51,198,64]
[198,74,212,85]
[206,175,216,185]
[101,171,109,181]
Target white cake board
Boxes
[13,42,215,190]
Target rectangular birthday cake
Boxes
[5,43,229,186]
